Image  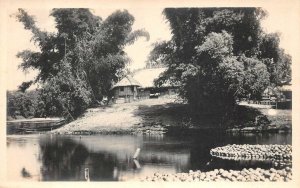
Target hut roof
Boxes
[132,67,168,88]
[111,75,141,89]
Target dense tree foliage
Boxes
[14,8,149,118]
[7,90,40,119]
[258,33,292,85]
[150,8,291,115]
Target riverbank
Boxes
[52,97,184,134]
[226,106,291,133]
[51,97,292,135]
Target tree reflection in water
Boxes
[39,137,89,181]
[10,131,291,181]
[38,136,136,181]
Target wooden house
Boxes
[111,76,141,103]
[261,87,278,104]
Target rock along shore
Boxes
[139,167,292,182]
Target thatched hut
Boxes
[132,68,178,99]
[262,86,278,101]
[111,76,141,103]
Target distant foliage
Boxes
[149,8,291,115]
[14,8,149,119]
[7,90,40,119]
[146,41,171,68]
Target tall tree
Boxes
[149,8,290,116]
[15,8,149,118]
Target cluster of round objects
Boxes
[140,167,292,182]
[210,144,292,163]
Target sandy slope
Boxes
[53,97,178,134]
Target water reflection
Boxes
[39,136,89,181]
[6,131,291,181]
[7,135,42,181]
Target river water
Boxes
[6,130,291,181]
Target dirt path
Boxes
[53,97,183,134]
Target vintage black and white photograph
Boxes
[1,0,299,185]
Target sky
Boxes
[5,5,300,91]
